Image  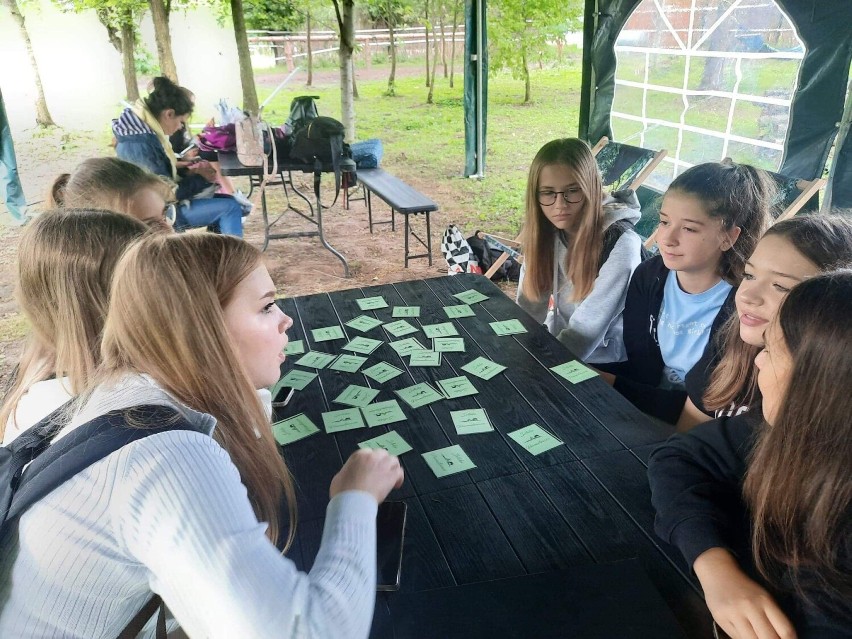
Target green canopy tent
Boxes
[464,0,852,209]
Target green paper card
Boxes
[361,399,407,427]
[357,296,388,310]
[395,382,445,409]
[392,306,420,318]
[329,354,368,373]
[311,325,345,342]
[272,414,320,446]
[345,315,383,332]
[437,375,478,399]
[409,350,442,367]
[451,408,494,435]
[453,289,489,305]
[433,337,465,353]
[284,340,305,356]
[422,444,477,478]
[389,337,427,356]
[422,322,459,338]
[444,304,475,319]
[384,319,419,338]
[273,369,317,393]
[489,319,528,336]
[295,351,337,369]
[508,424,564,456]
[362,361,404,384]
[322,407,366,433]
[358,429,413,455]
[334,384,381,408]
[551,360,598,384]
[342,336,383,355]
[461,356,507,380]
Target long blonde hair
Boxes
[99,233,296,548]
[520,138,604,302]
[0,209,148,438]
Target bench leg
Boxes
[367,189,373,233]
[404,212,409,268]
[426,212,432,266]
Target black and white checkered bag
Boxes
[440,225,481,275]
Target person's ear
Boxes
[721,225,742,251]
[163,108,176,121]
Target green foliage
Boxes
[242,0,300,31]
[134,46,159,75]
[363,0,412,26]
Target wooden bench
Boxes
[357,168,439,267]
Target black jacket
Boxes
[599,255,736,423]
[649,414,852,637]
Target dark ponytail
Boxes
[144,76,193,119]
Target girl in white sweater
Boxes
[0,233,404,638]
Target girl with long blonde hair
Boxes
[0,233,403,638]
[0,209,148,445]
[517,138,644,363]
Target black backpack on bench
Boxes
[0,403,196,639]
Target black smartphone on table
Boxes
[376,501,407,591]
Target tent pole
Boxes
[578,0,597,141]
[475,0,485,178]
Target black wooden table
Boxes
[218,151,351,276]
[274,274,713,638]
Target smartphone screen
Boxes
[376,501,407,591]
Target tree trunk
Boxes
[424,0,431,87]
[1,0,56,126]
[119,13,140,101]
[439,3,447,79]
[386,0,397,96]
[352,68,359,99]
[230,0,259,114]
[426,19,439,104]
[306,9,313,86]
[333,0,356,141]
[449,0,459,88]
[148,0,177,82]
[522,47,531,103]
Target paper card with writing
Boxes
[508,424,564,456]
[358,430,413,456]
[311,325,346,342]
[451,408,494,435]
[422,444,477,478]
[272,369,317,394]
[345,315,384,332]
[295,351,337,369]
[392,306,420,318]
[357,296,389,310]
[384,319,419,338]
[334,384,381,408]
[389,337,427,356]
[551,360,598,384]
[395,382,445,409]
[409,350,442,367]
[489,319,528,336]
[322,407,367,433]
[362,361,405,384]
[443,304,475,319]
[432,337,465,353]
[284,340,305,356]
[329,354,368,373]
[272,414,320,446]
[361,399,407,427]
[437,375,478,399]
[461,356,507,380]
[342,336,384,355]
[421,322,459,339]
[453,289,489,305]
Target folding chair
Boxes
[592,137,667,192]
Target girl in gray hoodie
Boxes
[517,138,643,364]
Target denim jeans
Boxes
[176,195,243,237]
[0,89,28,224]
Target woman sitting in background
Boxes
[649,271,852,638]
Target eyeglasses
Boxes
[537,189,584,206]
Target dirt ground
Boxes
[0,65,517,388]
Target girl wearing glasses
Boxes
[0,209,148,445]
[599,161,774,424]
[50,157,177,232]
[517,138,644,363]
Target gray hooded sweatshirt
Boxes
[516,190,643,364]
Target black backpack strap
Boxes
[116,595,166,639]
[600,219,631,268]
[8,404,194,523]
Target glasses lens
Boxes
[537,191,557,206]
[164,203,177,225]
[565,189,583,204]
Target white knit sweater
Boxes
[0,375,378,638]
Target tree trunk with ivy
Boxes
[148,0,177,82]
[522,47,531,103]
[230,0,259,114]
[449,0,459,88]
[333,0,356,140]
[424,0,431,87]
[386,0,397,96]
[119,14,140,101]
[2,0,56,126]
[426,16,439,103]
[306,9,313,86]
